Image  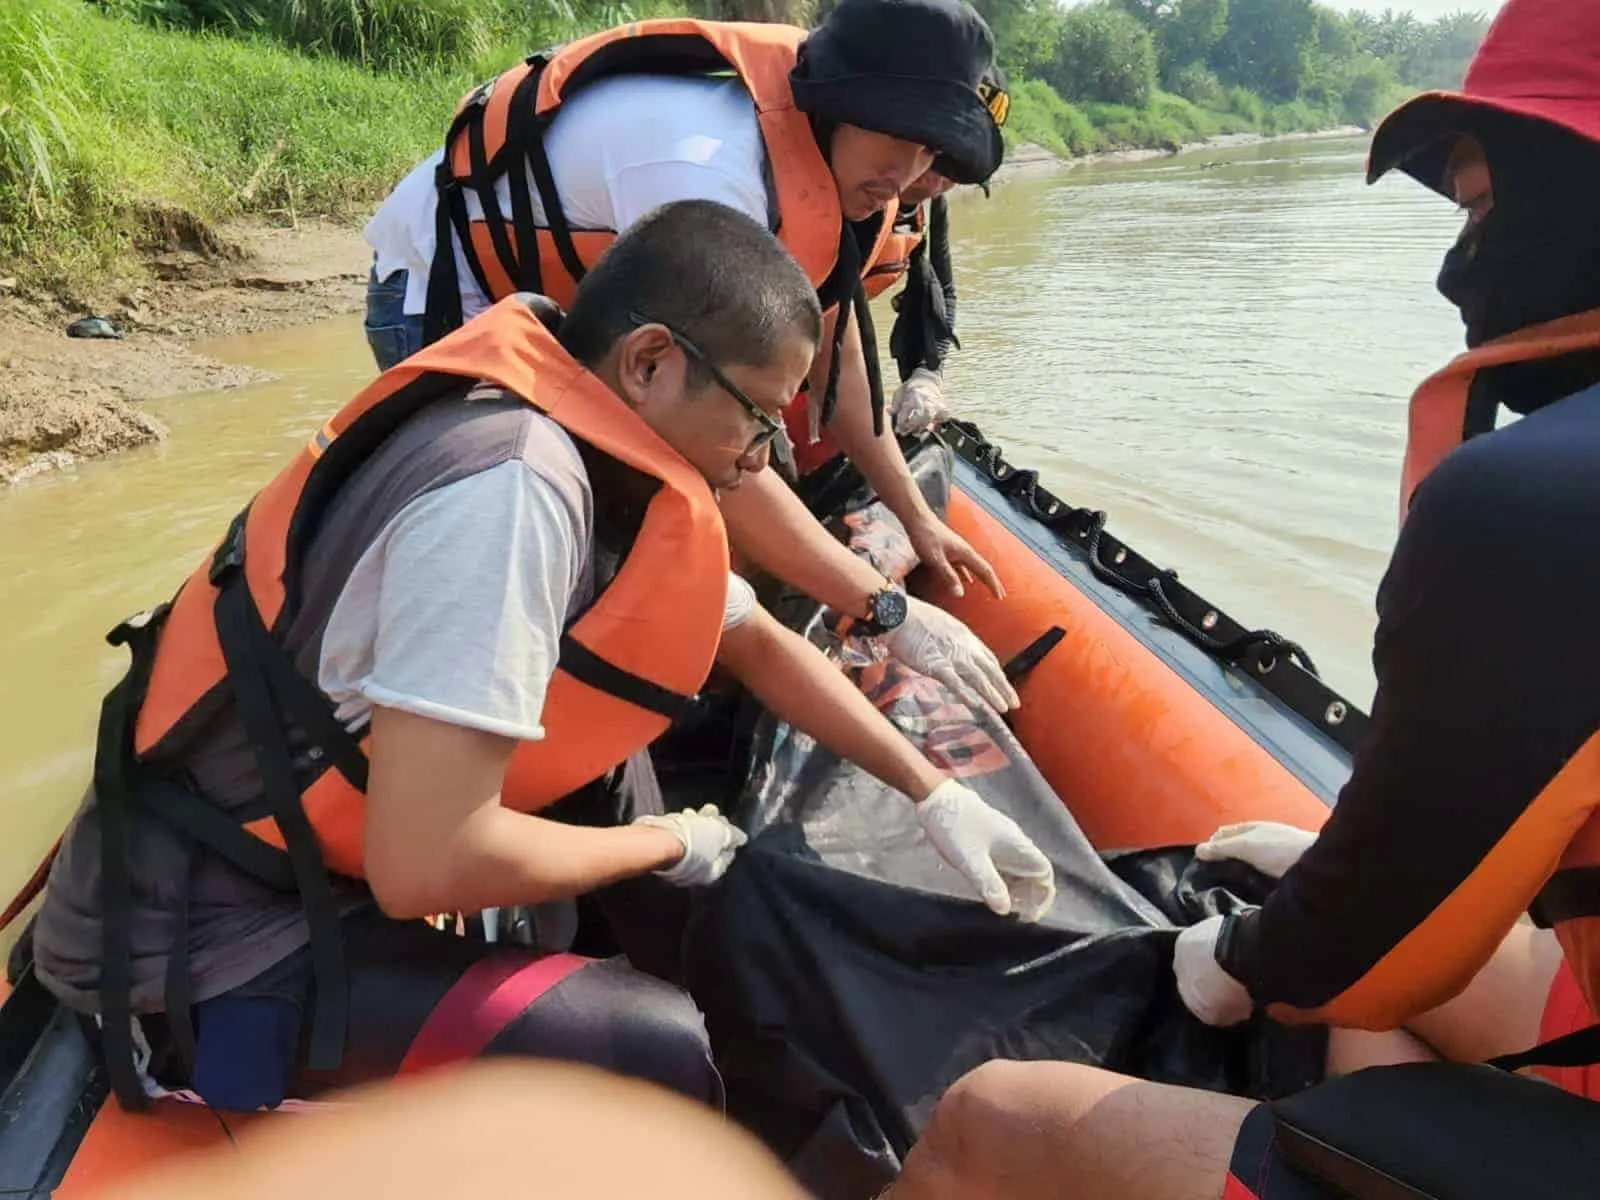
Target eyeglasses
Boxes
[628,311,788,457]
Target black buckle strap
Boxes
[209,509,247,586]
[96,603,172,1111]
[522,112,588,287]
[1491,1023,1600,1072]
[504,66,547,296]
[207,514,370,793]
[428,164,495,345]
[558,635,703,723]
[1529,866,1600,928]
[466,110,520,303]
[214,581,348,1074]
[142,778,298,890]
[423,171,464,347]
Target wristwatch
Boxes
[859,582,909,636]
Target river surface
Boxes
[0,134,1467,906]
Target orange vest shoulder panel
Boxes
[136,298,728,878]
[446,20,842,311]
[1401,307,1600,523]
[863,204,926,300]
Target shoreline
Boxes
[991,124,1366,182]
[0,219,370,486]
[0,124,1366,487]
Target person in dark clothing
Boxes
[888,0,1600,1195]
[884,182,960,435]
[877,66,1008,436]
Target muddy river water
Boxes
[0,134,1467,905]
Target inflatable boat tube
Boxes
[0,419,1371,1196]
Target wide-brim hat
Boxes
[1368,0,1600,195]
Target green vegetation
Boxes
[989,0,1493,159]
[1,0,1491,288]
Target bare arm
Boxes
[816,308,933,535]
[716,605,945,803]
[363,705,684,919]
[812,308,1002,598]
[719,466,885,619]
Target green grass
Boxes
[1004,78,1102,158]
[3,0,1359,291]
[1004,70,1348,163]
[0,0,539,286]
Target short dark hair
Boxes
[559,200,823,380]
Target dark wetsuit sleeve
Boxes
[1216,407,1600,1030]
[928,195,958,365]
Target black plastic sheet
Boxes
[679,444,1327,1198]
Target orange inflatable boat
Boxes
[0,421,1364,1197]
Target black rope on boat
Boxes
[943,419,1323,681]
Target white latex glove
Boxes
[917,780,1056,920]
[634,804,749,888]
[885,596,1020,713]
[1195,821,1318,880]
[1173,914,1254,1027]
[891,367,949,436]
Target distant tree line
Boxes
[973,0,1490,128]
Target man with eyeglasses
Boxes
[33,201,1054,1119]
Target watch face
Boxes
[872,587,909,631]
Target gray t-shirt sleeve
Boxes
[319,459,758,742]
[319,459,589,742]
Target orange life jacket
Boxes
[1401,317,1600,1021]
[132,296,729,878]
[862,203,927,301]
[94,294,727,1109]
[1538,736,1600,1021]
[432,19,847,321]
[1400,307,1600,523]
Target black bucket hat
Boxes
[790,0,1007,186]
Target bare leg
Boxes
[1404,923,1563,1062]
[1325,1027,1438,1075]
[892,1060,1253,1200]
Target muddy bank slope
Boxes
[1,220,370,485]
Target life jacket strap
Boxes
[213,577,349,1076]
[95,604,173,1111]
[505,65,548,295]
[1491,1022,1600,1072]
[558,635,704,723]
[517,91,589,288]
[1530,866,1600,927]
[465,105,522,303]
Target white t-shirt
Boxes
[318,415,753,740]
[364,74,772,320]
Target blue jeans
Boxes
[364,265,427,371]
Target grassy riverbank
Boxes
[1002,79,1344,160]
[0,0,477,290]
[0,0,1483,295]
